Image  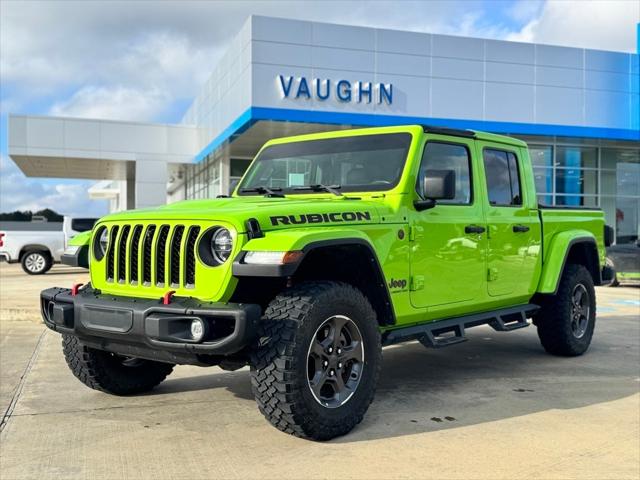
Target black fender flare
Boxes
[233,238,395,325]
[551,237,601,293]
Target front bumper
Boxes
[601,265,616,286]
[61,246,89,268]
[41,286,261,365]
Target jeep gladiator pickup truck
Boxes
[41,125,613,440]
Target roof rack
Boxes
[421,125,476,139]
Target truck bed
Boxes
[538,206,606,278]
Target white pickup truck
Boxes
[0,217,96,274]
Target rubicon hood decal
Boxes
[270,211,372,226]
[99,196,387,232]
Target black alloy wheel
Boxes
[307,315,364,408]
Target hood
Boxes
[98,196,391,233]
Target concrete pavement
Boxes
[1,263,638,479]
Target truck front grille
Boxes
[129,225,143,284]
[142,225,156,284]
[103,223,202,289]
[106,226,119,281]
[185,226,200,287]
[169,226,185,287]
[117,225,130,283]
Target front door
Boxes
[410,139,487,315]
[479,145,539,297]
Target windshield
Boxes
[237,133,412,195]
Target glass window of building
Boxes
[529,146,552,205]
[230,158,252,194]
[601,148,640,244]
[185,153,222,200]
[554,146,597,206]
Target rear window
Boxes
[483,149,522,206]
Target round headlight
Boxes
[93,226,108,261]
[211,228,233,264]
[99,228,109,255]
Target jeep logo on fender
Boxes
[388,278,407,290]
[270,211,371,226]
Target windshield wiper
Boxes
[294,184,343,196]
[240,186,285,198]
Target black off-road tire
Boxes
[535,264,596,356]
[62,335,174,395]
[21,250,52,275]
[250,281,382,441]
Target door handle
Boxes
[465,225,486,234]
[513,225,530,233]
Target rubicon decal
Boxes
[270,211,371,226]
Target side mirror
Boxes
[414,169,456,211]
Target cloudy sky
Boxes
[1,0,638,217]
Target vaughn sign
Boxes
[278,75,393,105]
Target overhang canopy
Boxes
[8,114,203,180]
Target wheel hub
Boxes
[570,283,590,339]
[25,253,45,273]
[307,315,364,408]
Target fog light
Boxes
[190,319,206,342]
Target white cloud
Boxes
[509,0,640,52]
[2,1,638,124]
[0,1,533,120]
[50,86,170,122]
[507,0,545,23]
[0,154,108,217]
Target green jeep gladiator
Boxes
[41,125,614,440]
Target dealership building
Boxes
[7,15,640,243]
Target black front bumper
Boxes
[41,286,261,365]
[601,265,616,286]
[61,245,89,268]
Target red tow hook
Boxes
[162,290,176,305]
[71,283,84,296]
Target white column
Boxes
[135,159,168,208]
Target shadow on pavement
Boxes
[143,312,639,442]
[159,369,254,401]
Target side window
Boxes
[417,142,472,205]
[483,149,523,206]
[507,152,522,205]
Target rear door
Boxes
[478,144,540,297]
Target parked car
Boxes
[41,125,612,440]
[0,217,97,274]
[606,240,640,286]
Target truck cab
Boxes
[40,125,611,440]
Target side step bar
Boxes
[382,304,539,348]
